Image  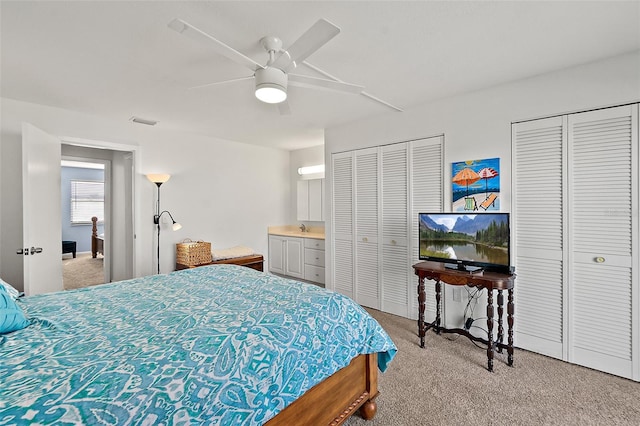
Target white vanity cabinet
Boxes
[297,178,324,221]
[268,235,304,279]
[303,238,325,285]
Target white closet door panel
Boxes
[356,241,379,309]
[381,244,409,317]
[355,149,379,243]
[514,117,564,253]
[568,105,637,378]
[513,116,565,357]
[514,256,564,358]
[382,144,408,243]
[332,152,354,296]
[571,113,633,257]
[334,239,354,298]
[333,154,354,240]
[409,136,443,321]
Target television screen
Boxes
[418,213,511,273]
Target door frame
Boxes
[61,136,139,278]
[61,155,111,283]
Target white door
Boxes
[284,237,304,279]
[332,152,355,298]
[512,116,566,359]
[381,143,409,317]
[354,148,380,309]
[22,123,63,295]
[268,235,285,275]
[567,104,638,379]
[409,136,444,321]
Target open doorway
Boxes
[61,159,106,290]
[60,143,135,288]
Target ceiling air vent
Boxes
[129,116,158,126]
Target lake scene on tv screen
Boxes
[419,214,509,266]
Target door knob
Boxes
[30,247,43,255]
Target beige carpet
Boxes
[63,252,105,290]
[345,308,640,426]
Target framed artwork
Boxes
[452,157,500,212]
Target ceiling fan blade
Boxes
[188,76,254,90]
[271,19,340,71]
[289,73,363,94]
[168,18,263,72]
[277,100,292,115]
[302,61,403,112]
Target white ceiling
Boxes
[2,1,639,151]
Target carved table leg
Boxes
[486,288,494,372]
[418,276,426,348]
[435,280,442,334]
[497,290,504,354]
[508,288,514,367]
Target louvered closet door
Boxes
[513,116,566,359]
[355,148,380,309]
[409,136,444,321]
[332,152,355,298]
[381,143,409,317]
[568,104,638,378]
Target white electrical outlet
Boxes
[453,287,461,302]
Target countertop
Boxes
[268,225,325,240]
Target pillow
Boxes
[211,245,256,260]
[0,286,30,334]
[0,278,21,300]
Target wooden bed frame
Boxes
[266,353,379,425]
[91,216,104,258]
[92,219,379,425]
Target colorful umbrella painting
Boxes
[452,167,480,196]
[478,167,499,196]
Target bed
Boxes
[0,265,396,425]
[91,216,104,258]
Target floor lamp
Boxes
[146,174,182,274]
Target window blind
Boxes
[70,180,104,224]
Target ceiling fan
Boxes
[168,18,366,113]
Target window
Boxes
[70,180,104,224]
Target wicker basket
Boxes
[176,239,212,266]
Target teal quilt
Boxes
[0,265,396,425]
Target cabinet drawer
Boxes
[305,265,325,284]
[304,238,325,250]
[304,248,325,267]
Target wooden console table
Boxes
[176,254,264,272]
[413,261,515,372]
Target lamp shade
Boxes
[255,68,287,104]
[172,222,182,231]
[146,174,171,184]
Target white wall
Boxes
[289,145,325,226]
[0,98,290,290]
[324,51,640,324]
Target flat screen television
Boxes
[418,213,512,274]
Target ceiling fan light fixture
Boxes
[255,67,288,104]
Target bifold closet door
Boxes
[380,144,409,317]
[514,104,639,381]
[567,104,638,379]
[354,148,380,309]
[332,152,355,299]
[409,137,444,321]
[513,116,566,359]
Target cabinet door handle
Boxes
[595,256,605,263]
[363,237,368,242]
[391,239,396,245]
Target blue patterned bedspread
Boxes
[0,265,396,425]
